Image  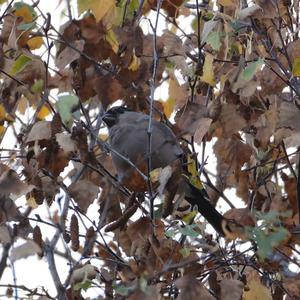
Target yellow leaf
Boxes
[99,133,108,141]
[27,195,39,209]
[182,211,198,223]
[0,104,6,120]
[150,168,162,183]
[91,0,115,22]
[17,97,28,115]
[200,53,215,86]
[27,36,43,50]
[128,50,141,71]
[218,0,237,7]
[0,125,6,137]
[187,154,204,190]
[14,4,34,23]
[37,105,51,120]
[105,29,119,54]
[78,0,115,22]
[243,271,272,300]
[161,97,175,119]
[292,57,300,77]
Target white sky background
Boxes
[0,0,299,299]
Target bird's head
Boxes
[102,106,128,127]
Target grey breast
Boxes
[108,111,183,180]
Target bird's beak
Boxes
[102,111,116,127]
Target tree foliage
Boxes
[0,0,299,299]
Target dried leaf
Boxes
[69,179,99,213]
[11,240,41,262]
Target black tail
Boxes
[185,182,225,236]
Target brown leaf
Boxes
[281,172,298,215]
[243,270,272,300]
[69,179,99,213]
[217,103,247,137]
[175,102,209,137]
[224,208,256,227]
[176,276,214,300]
[278,101,300,131]
[0,165,34,198]
[55,132,77,153]
[194,118,213,144]
[219,279,244,300]
[0,225,11,244]
[55,40,85,70]
[26,121,52,144]
[168,73,189,110]
[283,275,300,300]
[38,146,70,177]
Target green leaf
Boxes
[292,57,300,77]
[179,247,191,258]
[178,224,199,237]
[204,32,225,51]
[17,21,36,31]
[242,58,264,81]
[31,79,44,94]
[10,55,32,76]
[74,279,92,291]
[165,229,176,238]
[153,203,163,219]
[56,94,79,128]
[113,283,130,296]
[247,210,291,260]
[249,226,289,260]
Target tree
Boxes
[0,0,299,299]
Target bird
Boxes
[102,106,230,236]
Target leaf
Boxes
[182,210,198,224]
[56,94,79,128]
[74,280,92,291]
[292,57,300,76]
[71,264,97,291]
[10,54,32,75]
[113,283,130,296]
[105,29,119,54]
[204,32,224,51]
[179,247,191,258]
[78,0,115,22]
[31,79,44,94]
[11,240,41,262]
[243,270,272,300]
[37,105,51,120]
[218,0,238,7]
[27,36,43,50]
[55,132,77,153]
[220,279,244,300]
[128,50,141,71]
[242,58,264,81]
[0,225,11,244]
[69,179,99,213]
[26,121,51,143]
[187,154,204,190]
[178,224,200,238]
[0,104,6,120]
[200,53,215,86]
[55,40,84,69]
[14,2,36,23]
[247,211,291,260]
[165,229,176,238]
